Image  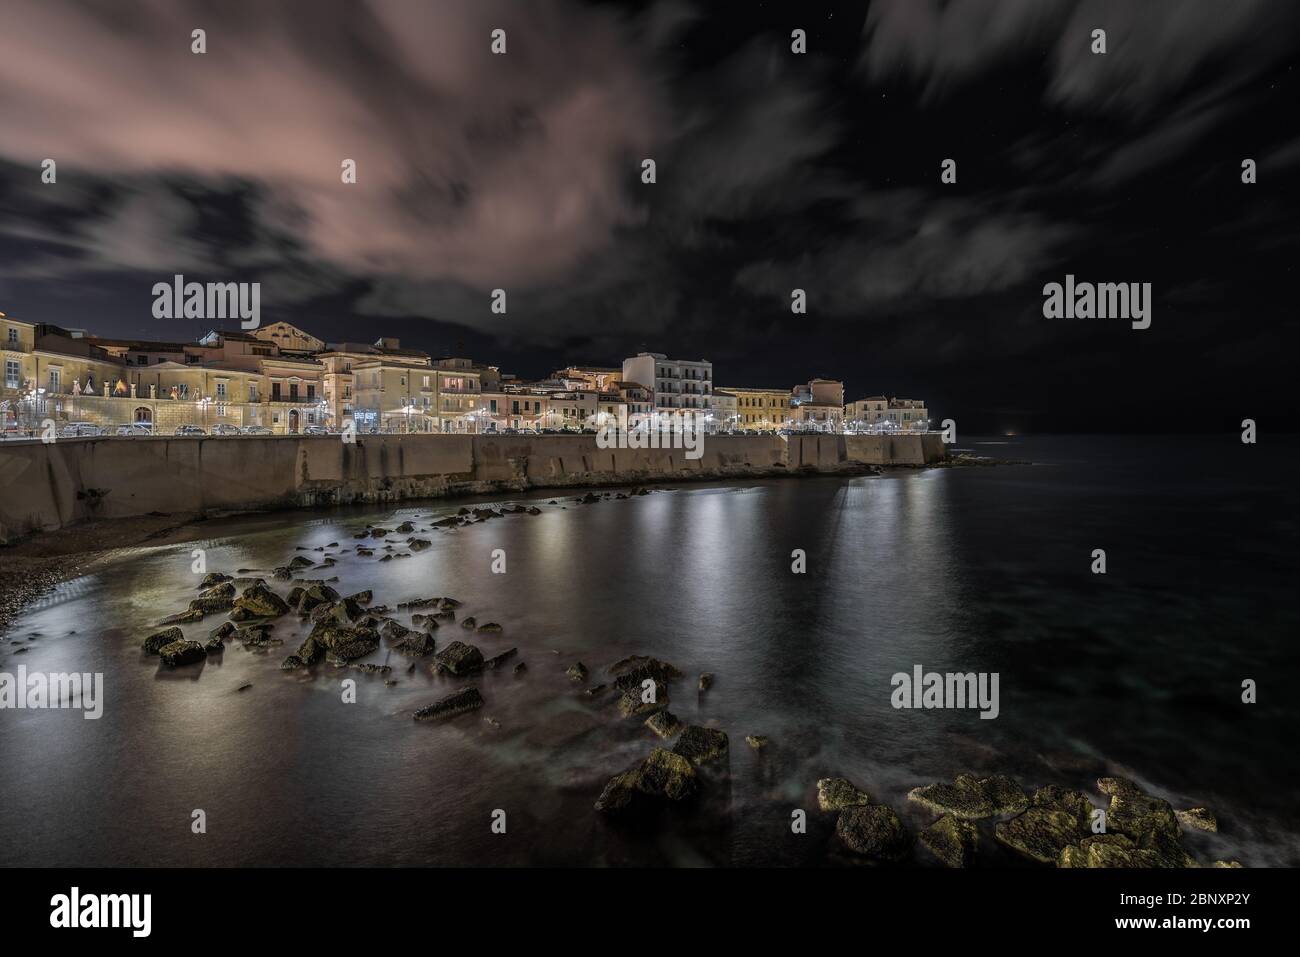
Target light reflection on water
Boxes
[1,435,1296,866]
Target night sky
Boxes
[1,0,1297,433]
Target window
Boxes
[4,359,19,389]
[216,382,227,399]
[271,383,282,401]
[307,385,315,400]
[289,383,299,401]
[49,368,61,392]
[6,327,17,344]
[248,383,259,402]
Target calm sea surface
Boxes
[1,435,1296,866]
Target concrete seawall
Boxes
[0,432,946,542]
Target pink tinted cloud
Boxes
[0,0,666,287]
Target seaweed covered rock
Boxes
[414,687,484,721]
[672,726,729,767]
[433,640,484,676]
[817,777,871,812]
[142,627,184,655]
[908,773,1029,820]
[919,814,978,867]
[836,805,912,860]
[566,662,589,682]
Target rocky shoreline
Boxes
[101,481,1242,868]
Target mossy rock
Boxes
[158,639,206,667]
[909,773,1028,819]
[836,805,912,860]
[817,777,871,812]
[919,813,978,867]
[995,807,1087,864]
[142,627,184,655]
[672,726,729,766]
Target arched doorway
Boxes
[288,410,299,433]
[133,407,152,424]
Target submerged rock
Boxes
[198,573,232,589]
[745,735,769,751]
[158,639,206,667]
[476,622,502,633]
[414,686,484,721]
[836,805,912,860]
[645,711,683,739]
[566,661,589,682]
[672,726,729,766]
[483,647,518,669]
[460,616,478,630]
[142,627,184,655]
[280,655,306,671]
[433,640,484,676]
[908,773,1029,820]
[698,672,714,692]
[203,637,225,655]
[919,814,978,867]
[817,777,871,812]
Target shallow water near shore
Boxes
[1,434,1297,867]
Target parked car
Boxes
[174,425,207,437]
[115,423,153,437]
[241,425,273,435]
[211,423,241,436]
[302,425,329,435]
[60,422,103,437]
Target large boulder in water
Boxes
[433,640,484,676]
[230,583,290,621]
[908,773,1029,819]
[594,748,698,815]
[414,687,483,721]
[1099,778,1181,842]
[158,639,206,667]
[836,805,912,860]
[817,777,871,812]
[142,627,184,655]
